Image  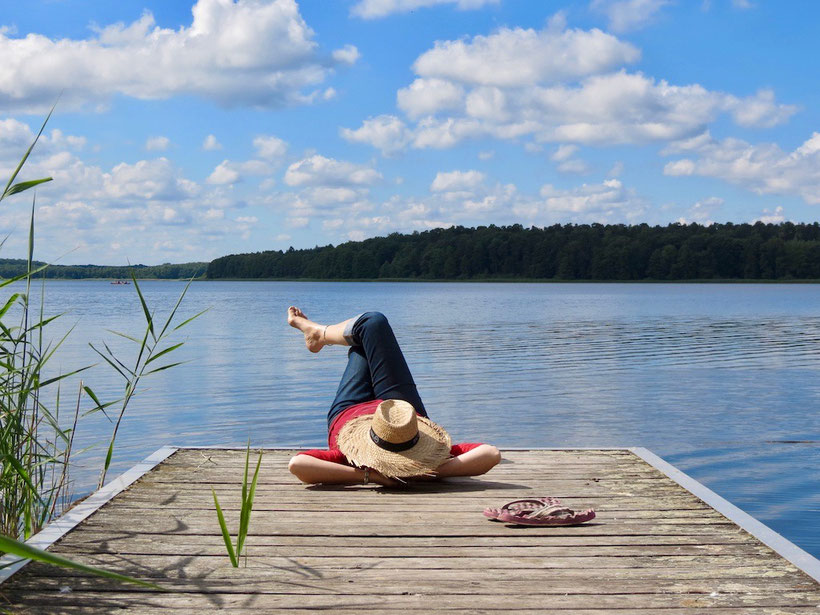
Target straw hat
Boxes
[336,399,452,478]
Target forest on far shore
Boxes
[206,222,820,281]
[0,260,207,280]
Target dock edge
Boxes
[0,445,179,584]
[629,446,820,583]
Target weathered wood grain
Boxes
[1,448,817,614]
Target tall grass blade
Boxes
[0,293,19,318]
[156,276,195,340]
[130,273,155,342]
[0,534,161,589]
[144,360,187,375]
[5,178,52,197]
[144,342,184,366]
[0,454,46,509]
[238,442,250,555]
[0,100,56,202]
[81,385,114,422]
[88,343,131,381]
[237,449,262,558]
[211,489,238,567]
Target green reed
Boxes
[85,271,206,490]
[1,106,196,580]
[0,106,86,540]
[212,442,263,567]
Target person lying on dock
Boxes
[286,308,501,487]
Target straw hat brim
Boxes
[336,414,452,478]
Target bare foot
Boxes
[287,306,324,353]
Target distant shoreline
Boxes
[17,276,820,284]
[159,277,820,284]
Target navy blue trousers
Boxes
[327,312,427,427]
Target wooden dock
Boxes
[1,448,819,613]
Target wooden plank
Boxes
[4,590,820,610]
[9,554,803,577]
[1,448,817,614]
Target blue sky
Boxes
[0,0,818,265]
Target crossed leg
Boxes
[287,307,500,485]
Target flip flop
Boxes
[483,497,562,521]
[498,503,596,526]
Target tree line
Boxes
[0,260,207,280]
[206,222,820,281]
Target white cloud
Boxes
[340,115,412,156]
[0,0,355,112]
[284,155,381,187]
[755,206,784,223]
[556,159,592,174]
[207,160,241,185]
[397,78,464,119]
[551,144,578,162]
[0,123,256,264]
[253,135,289,159]
[732,0,754,8]
[343,22,795,154]
[608,161,624,177]
[145,136,170,151]
[478,150,494,160]
[104,158,198,201]
[685,196,724,223]
[202,134,222,151]
[206,158,271,185]
[331,44,360,65]
[287,216,310,228]
[412,19,640,87]
[526,178,646,218]
[351,0,499,19]
[591,0,671,33]
[729,89,797,128]
[430,170,485,192]
[663,131,820,204]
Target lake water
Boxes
[14,280,820,558]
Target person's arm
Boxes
[288,454,399,486]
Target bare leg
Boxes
[287,306,355,353]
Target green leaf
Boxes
[105,329,141,343]
[212,489,238,567]
[238,441,250,556]
[173,307,209,332]
[237,449,262,558]
[0,454,46,509]
[82,385,115,422]
[102,438,115,481]
[156,276,194,340]
[0,293,19,318]
[130,272,155,342]
[145,342,184,366]
[0,534,161,589]
[5,177,52,197]
[1,100,56,203]
[89,343,131,382]
[0,263,49,289]
[38,365,91,389]
[144,360,187,375]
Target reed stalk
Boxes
[212,441,263,567]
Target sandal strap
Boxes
[501,498,552,511]
[526,505,575,520]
